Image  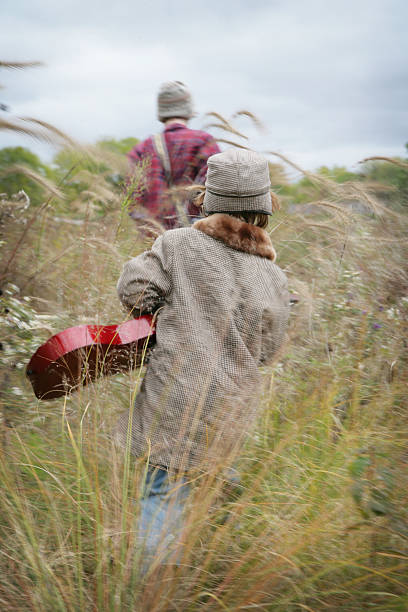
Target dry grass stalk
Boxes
[1,164,65,200]
[1,90,408,609]
[359,156,408,170]
[85,144,129,174]
[0,116,80,150]
[232,109,265,131]
[268,161,290,186]
[18,117,79,148]
[304,199,354,218]
[204,111,231,126]
[204,122,249,141]
[0,118,51,141]
[80,185,116,205]
[205,109,265,139]
[0,61,43,70]
[0,163,79,281]
[265,149,330,189]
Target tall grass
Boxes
[1,109,408,610]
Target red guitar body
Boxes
[26,316,156,400]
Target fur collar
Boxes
[193,213,276,261]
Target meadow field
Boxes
[1,113,408,611]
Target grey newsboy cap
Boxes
[157,81,194,122]
[203,148,273,215]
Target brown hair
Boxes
[226,211,269,228]
[193,188,279,229]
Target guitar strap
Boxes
[152,133,188,226]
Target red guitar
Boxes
[26,316,156,400]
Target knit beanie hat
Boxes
[203,148,273,215]
[157,81,194,122]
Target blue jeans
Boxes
[138,465,190,567]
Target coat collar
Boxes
[164,122,187,132]
[193,213,276,261]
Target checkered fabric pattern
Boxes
[116,222,290,471]
[127,123,220,229]
[204,148,273,215]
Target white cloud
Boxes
[1,0,407,170]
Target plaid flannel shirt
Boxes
[127,122,220,229]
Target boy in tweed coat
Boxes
[117,148,290,563]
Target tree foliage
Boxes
[97,137,139,155]
[0,146,52,206]
[279,165,363,204]
[359,143,408,208]
[1,139,407,214]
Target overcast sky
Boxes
[1,0,407,173]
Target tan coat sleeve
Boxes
[117,235,172,316]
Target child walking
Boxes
[127,80,220,231]
[116,148,290,564]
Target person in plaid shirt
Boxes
[127,81,220,231]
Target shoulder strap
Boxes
[152,132,189,226]
[152,133,172,186]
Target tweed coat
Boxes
[116,213,290,471]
